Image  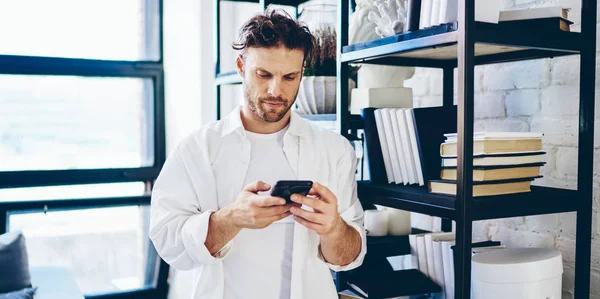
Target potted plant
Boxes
[296,26,358,115]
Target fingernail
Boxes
[265,183,270,188]
[291,195,297,201]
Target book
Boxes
[396,109,418,185]
[440,162,545,181]
[362,108,389,184]
[497,17,572,32]
[430,0,441,27]
[346,269,441,298]
[406,0,422,31]
[388,109,410,184]
[428,177,541,196]
[374,109,395,183]
[405,109,425,186]
[420,0,433,29]
[381,109,405,184]
[440,139,543,156]
[441,151,546,167]
[416,235,429,277]
[411,105,458,184]
[499,6,569,22]
[443,131,543,142]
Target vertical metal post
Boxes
[215,0,221,120]
[454,0,475,297]
[574,0,596,297]
[443,66,454,107]
[336,0,350,136]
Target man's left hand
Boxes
[289,182,345,239]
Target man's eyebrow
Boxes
[284,71,302,76]
[256,68,301,76]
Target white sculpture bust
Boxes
[349,0,415,88]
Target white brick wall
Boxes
[406,2,600,297]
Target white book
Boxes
[443,131,543,142]
[424,234,437,281]
[442,241,455,299]
[432,233,456,298]
[433,217,442,232]
[381,109,405,184]
[409,234,420,271]
[439,0,458,24]
[416,235,429,277]
[420,0,433,29]
[499,6,569,22]
[374,109,394,184]
[405,109,424,186]
[430,0,441,27]
[396,109,418,185]
[389,109,409,185]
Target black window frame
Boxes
[0,1,169,298]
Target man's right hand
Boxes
[205,181,297,255]
[227,181,297,229]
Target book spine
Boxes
[361,108,388,184]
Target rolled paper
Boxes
[365,209,389,236]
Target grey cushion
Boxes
[0,287,36,299]
[0,231,31,293]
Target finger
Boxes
[290,206,324,224]
[262,204,293,217]
[293,215,323,232]
[307,188,319,197]
[243,181,271,193]
[253,196,286,207]
[290,193,322,210]
[266,211,292,224]
[311,182,336,203]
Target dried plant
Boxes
[304,25,360,77]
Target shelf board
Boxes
[215,71,242,86]
[358,181,579,221]
[342,22,581,67]
[366,228,429,257]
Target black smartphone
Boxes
[270,180,313,203]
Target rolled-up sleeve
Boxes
[149,141,232,271]
[319,140,367,272]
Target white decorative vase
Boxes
[296,76,355,114]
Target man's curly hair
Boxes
[232,8,316,64]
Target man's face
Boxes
[237,46,304,123]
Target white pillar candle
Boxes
[364,209,389,236]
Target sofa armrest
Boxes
[30,267,84,299]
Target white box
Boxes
[472,248,563,299]
[350,87,413,115]
[440,0,501,24]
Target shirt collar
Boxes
[221,105,310,138]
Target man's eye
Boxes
[258,73,271,78]
[285,76,296,81]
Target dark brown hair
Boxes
[232,8,316,64]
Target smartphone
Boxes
[270,180,313,203]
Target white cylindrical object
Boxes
[364,209,388,236]
[472,248,563,299]
[386,208,411,236]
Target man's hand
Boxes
[288,182,345,240]
[289,182,361,267]
[205,180,298,255]
[227,180,298,229]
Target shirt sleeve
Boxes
[318,140,367,272]
[149,140,233,271]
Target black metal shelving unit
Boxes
[337,0,596,298]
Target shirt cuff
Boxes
[318,221,367,272]
[181,210,234,265]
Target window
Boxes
[0,1,167,298]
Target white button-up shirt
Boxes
[149,106,367,299]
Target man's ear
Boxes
[236,54,244,77]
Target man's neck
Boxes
[240,106,291,134]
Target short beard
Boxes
[245,86,297,123]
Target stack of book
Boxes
[429,132,546,197]
[408,232,504,299]
[362,106,458,186]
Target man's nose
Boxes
[267,79,283,98]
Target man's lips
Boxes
[263,101,284,108]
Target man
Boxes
[149,9,366,299]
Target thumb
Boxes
[243,181,271,193]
